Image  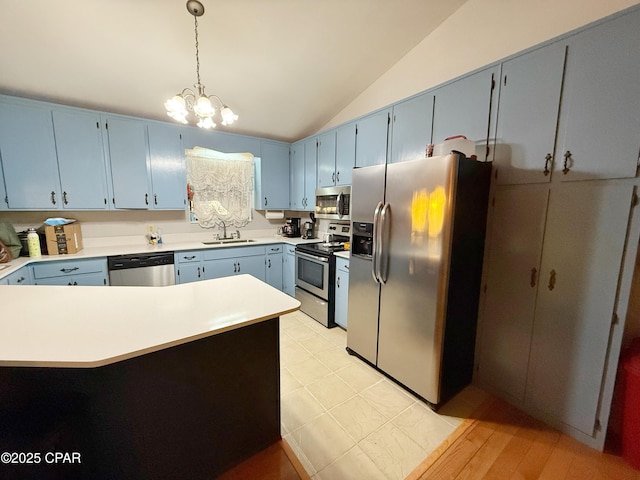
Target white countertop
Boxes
[0,275,300,368]
[0,235,322,279]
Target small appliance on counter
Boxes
[302,221,314,239]
[282,217,301,237]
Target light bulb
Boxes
[197,116,216,129]
[194,95,214,117]
[220,106,238,126]
[165,95,187,115]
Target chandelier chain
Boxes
[194,16,201,86]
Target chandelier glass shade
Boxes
[165,1,237,129]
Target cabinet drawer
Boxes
[266,244,283,254]
[285,245,296,255]
[336,257,350,273]
[32,258,106,279]
[176,251,203,263]
[203,245,266,261]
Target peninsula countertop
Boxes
[0,274,300,368]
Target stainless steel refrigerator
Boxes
[347,153,491,407]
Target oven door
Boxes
[295,250,330,299]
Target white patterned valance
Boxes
[186,147,254,229]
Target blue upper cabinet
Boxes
[183,128,261,156]
[389,93,434,164]
[318,123,356,187]
[335,122,356,185]
[556,8,640,182]
[317,130,337,188]
[493,42,566,185]
[0,98,61,209]
[52,108,110,209]
[104,116,151,209]
[255,140,290,210]
[290,141,305,210]
[303,138,317,211]
[147,123,186,210]
[0,160,7,211]
[355,108,390,168]
[432,65,499,161]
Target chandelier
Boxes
[165,0,238,129]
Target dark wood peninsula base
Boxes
[0,317,281,480]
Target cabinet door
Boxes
[0,162,7,210]
[527,183,633,435]
[5,267,33,285]
[147,123,186,210]
[257,141,290,209]
[204,257,237,280]
[290,142,305,210]
[176,263,203,284]
[389,93,434,164]
[52,108,109,209]
[557,9,640,182]
[282,248,296,297]
[335,260,349,328]
[303,138,317,211]
[335,122,356,186]
[317,130,337,188]
[266,252,283,290]
[355,109,390,168]
[494,43,566,185]
[73,272,108,286]
[237,255,267,282]
[432,66,498,160]
[105,116,150,209]
[0,100,61,209]
[478,185,548,401]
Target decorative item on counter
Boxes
[433,135,476,159]
[147,225,159,245]
[27,228,41,257]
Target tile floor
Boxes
[279,311,490,480]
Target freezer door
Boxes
[377,154,456,404]
[350,164,386,223]
[346,164,386,363]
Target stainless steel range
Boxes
[295,223,350,328]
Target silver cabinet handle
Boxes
[63,191,69,205]
[548,269,556,290]
[50,191,57,205]
[530,268,537,288]
[145,193,149,205]
[154,194,158,205]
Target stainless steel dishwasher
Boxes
[107,252,175,286]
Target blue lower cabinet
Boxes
[334,257,350,328]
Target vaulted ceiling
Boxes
[0,0,468,142]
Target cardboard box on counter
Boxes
[45,223,83,255]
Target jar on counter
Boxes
[27,228,41,257]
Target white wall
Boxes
[321,0,640,130]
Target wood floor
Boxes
[408,396,640,480]
[215,396,640,479]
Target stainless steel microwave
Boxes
[314,185,351,220]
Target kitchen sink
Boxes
[202,239,257,245]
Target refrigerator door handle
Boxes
[379,203,391,284]
[372,201,384,283]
